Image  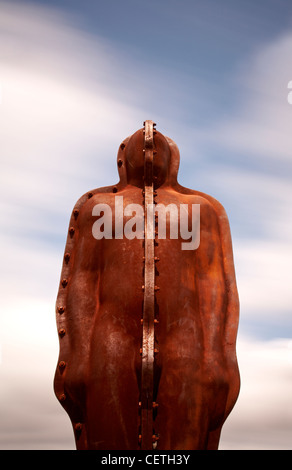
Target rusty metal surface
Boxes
[54,121,240,450]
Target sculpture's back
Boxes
[54,121,240,450]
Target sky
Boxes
[0,0,292,450]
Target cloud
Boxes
[235,242,292,339]
[198,32,292,163]
[220,335,292,450]
[0,297,75,449]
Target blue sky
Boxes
[0,0,292,449]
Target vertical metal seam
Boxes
[140,120,156,450]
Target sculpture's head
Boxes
[117,124,180,189]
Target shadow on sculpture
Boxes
[54,121,240,450]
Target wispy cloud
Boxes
[198,32,292,163]
[220,335,292,450]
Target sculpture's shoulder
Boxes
[68,184,118,224]
[174,183,229,223]
[73,184,117,211]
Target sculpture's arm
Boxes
[194,197,240,434]
[54,191,100,426]
[215,201,240,417]
[202,196,240,419]
[191,191,240,351]
[209,198,240,351]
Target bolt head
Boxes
[59,360,66,370]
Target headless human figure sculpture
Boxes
[54,122,240,450]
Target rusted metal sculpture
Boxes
[54,121,240,450]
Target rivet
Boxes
[154,257,160,262]
[73,209,79,219]
[140,319,143,324]
[74,423,83,432]
[57,306,65,314]
[138,434,142,443]
[61,279,68,288]
[69,227,75,237]
[113,187,117,193]
[154,348,159,354]
[153,402,159,409]
[120,143,125,151]
[142,285,145,291]
[154,286,160,291]
[88,192,93,199]
[59,360,66,370]
[58,328,66,337]
[154,319,159,324]
[152,434,159,442]
[140,348,143,355]
[138,401,142,408]
[118,159,123,167]
[59,393,66,402]
[64,253,70,263]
